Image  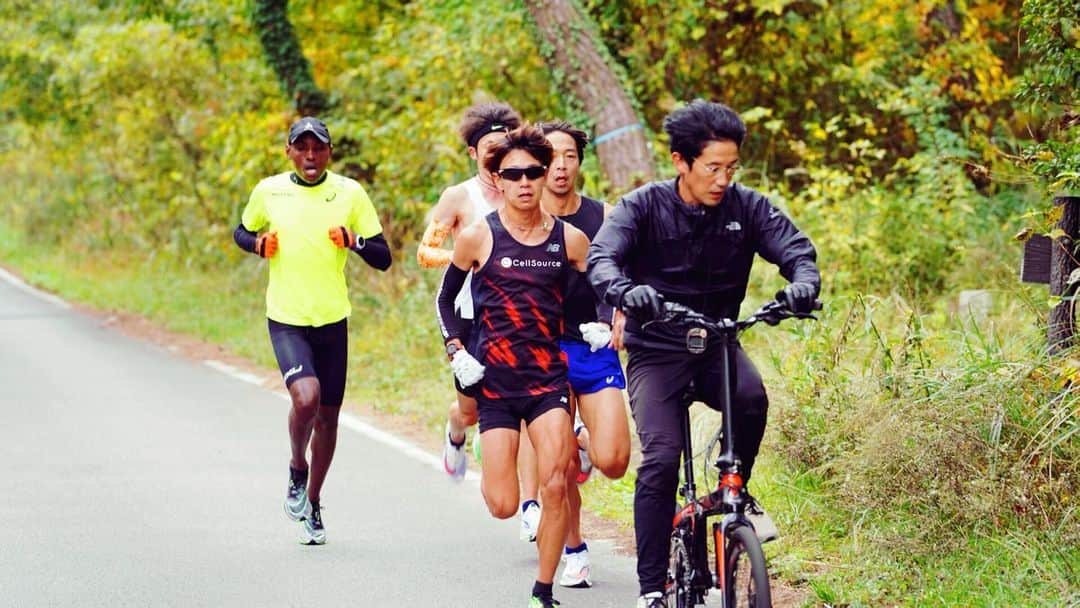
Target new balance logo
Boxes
[560,395,569,404]
[283,365,304,382]
[547,243,561,253]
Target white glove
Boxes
[579,322,612,352]
[450,350,485,388]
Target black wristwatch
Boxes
[445,341,461,360]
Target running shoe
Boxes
[300,501,326,545]
[528,595,560,607]
[558,546,592,588]
[574,417,592,484]
[746,494,779,543]
[284,469,311,522]
[637,592,667,607]
[519,501,541,542]
[442,422,467,481]
[472,431,482,465]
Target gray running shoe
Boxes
[300,502,326,545]
[574,417,592,484]
[284,470,311,522]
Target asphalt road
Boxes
[0,269,641,607]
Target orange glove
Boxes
[328,225,357,249]
[255,231,278,258]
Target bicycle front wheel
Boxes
[666,531,694,608]
[723,524,772,608]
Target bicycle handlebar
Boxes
[652,298,822,335]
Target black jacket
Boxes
[587,178,820,350]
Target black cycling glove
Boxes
[777,281,817,314]
[621,284,665,321]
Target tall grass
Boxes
[758,289,1079,605]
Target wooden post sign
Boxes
[1022,196,1080,353]
[1021,234,1052,284]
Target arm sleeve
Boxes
[233,223,257,254]
[436,264,470,342]
[352,233,392,271]
[587,198,640,309]
[753,198,820,291]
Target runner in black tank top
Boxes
[435,125,594,607]
[473,212,569,400]
[537,122,633,590]
[559,195,607,342]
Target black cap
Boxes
[287,117,331,145]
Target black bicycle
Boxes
[644,299,818,608]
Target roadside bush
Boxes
[772,292,1078,554]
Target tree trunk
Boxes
[251,0,328,116]
[1048,196,1080,354]
[523,0,656,192]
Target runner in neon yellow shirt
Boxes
[233,116,391,545]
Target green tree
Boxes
[251,0,328,115]
[1017,0,1080,195]
[523,0,656,191]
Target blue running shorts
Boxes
[560,338,627,396]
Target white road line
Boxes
[0,263,481,484]
[208,357,480,482]
[0,266,71,309]
[203,359,266,386]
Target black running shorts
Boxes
[476,387,571,433]
[267,317,348,407]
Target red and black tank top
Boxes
[472,212,569,400]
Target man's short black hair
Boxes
[460,102,523,149]
[484,124,554,174]
[663,99,746,166]
[538,120,590,158]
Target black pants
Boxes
[626,344,768,596]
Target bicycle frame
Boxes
[668,317,754,602]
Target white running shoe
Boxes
[746,496,779,543]
[284,470,311,522]
[299,502,326,545]
[519,501,541,542]
[637,591,667,607]
[559,546,592,588]
[442,422,467,481]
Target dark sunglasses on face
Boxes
[498,165,547,181]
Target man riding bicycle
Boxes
[586,99,820,608]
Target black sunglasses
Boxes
[498,165,547,181]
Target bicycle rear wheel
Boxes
[666,531,694,608]
[723,524,772,608]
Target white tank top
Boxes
[455,177,497,320]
